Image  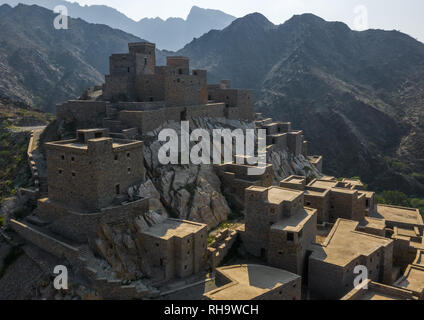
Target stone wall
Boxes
[119,103,225,135]
[9,219,81,265]
[208,228,239,269]
[37,198,149,243]
[56,101,107,129]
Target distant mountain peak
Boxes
[228,12,275,30]
[186,5,236,22]
[287,13,326,24]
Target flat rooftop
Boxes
[204,264,299,300]
[271,208,316,233]
[394,227,420,238]
[372,204,423,227]
[308,179,339,189]
[304,187,329,197]
[139,219,205,240]
[46,138,142,150]
[310,219,392,267]
[267,187,303,204]
[342,178,364,186]
[359,217,386,231]
[358,190,375,197]
[282,175,305,184]
[394,265,424,296]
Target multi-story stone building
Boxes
[57,42,256,138]
[139,218,208,283]
[242,185,317,275]
[44,128,145,212]
[280,175,375,223]
[308,219,394,299]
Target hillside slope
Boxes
[0,1,236,50]
[0,4,143,112]
[177,13,424,196]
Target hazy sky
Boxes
[71,0,424,42]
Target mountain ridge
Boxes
[0,0,236,50]
[177,12,424,196]
[0,3,144,111]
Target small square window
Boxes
[61,155,65,160]
[72,172,76,177]
[114,155,118,161]
[71,156,75,162]
[58,169,63,174]
[287,232,294,242]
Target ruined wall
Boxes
[208,229,239,269]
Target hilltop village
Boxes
[1,42,423,300]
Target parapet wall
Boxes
[9,219,81,265]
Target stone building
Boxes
[393,250,424,299]
[280,176,375,223]
[9,128,211,296]
[215,163,274,210]
[307,155,323,172]
[57,42,255,137]
[138,219,208,283]
[308,219,394,300]
[371,204,423,232]
[254,118,307,157]
[207,80,254,120]
[204,264,301,300]
[243,186,317,275]
[44,128,145,212]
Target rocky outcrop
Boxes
[142,117,320,228]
